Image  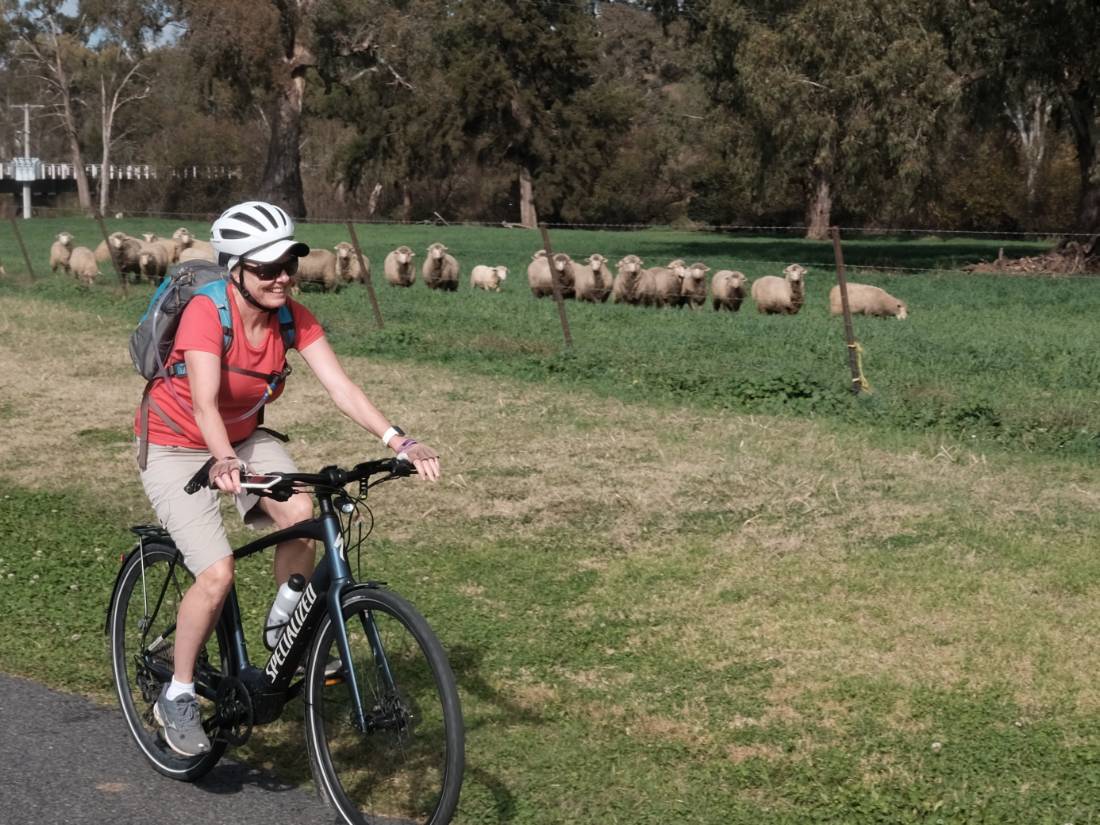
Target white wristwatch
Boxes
[381,425,405,446]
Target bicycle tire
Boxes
[108,541,229,781]
[304,585,464,825]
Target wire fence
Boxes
[4,205,1099,293]
[13,203,1098,239]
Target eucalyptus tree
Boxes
[972,0,1100,236]
[6,0,166,213]
[311,0,464,221]
[439,0,599,226]
[694,0,960,238]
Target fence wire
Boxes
[5,205,1099,281]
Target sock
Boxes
[165,677,195,701]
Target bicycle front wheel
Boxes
[107,541,229,781]
[304,585,464,825]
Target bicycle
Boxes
[105,456,464,825]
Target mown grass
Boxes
[4,221,1100,822]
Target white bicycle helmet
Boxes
[210,200,310,271]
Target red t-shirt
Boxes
[135,284,324,448]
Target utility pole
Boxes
[10,104,44,219]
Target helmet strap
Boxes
[235,269,278,314]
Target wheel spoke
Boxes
[307,589,462,825]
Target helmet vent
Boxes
[219,228,249,239]
[254,204,283,227]
[231,212,266,232]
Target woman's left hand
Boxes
[398,440,441,482]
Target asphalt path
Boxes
[0,673,336,824]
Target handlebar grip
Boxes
[184,457,216,494]
[392,458,416,476]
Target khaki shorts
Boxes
[138,429,299,576]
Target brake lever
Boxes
[184,457,216,494]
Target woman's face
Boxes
[238,256,297,308]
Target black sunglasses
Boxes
[243,257,299,280]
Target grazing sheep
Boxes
[383,246,417,287]
[334,241,370,285]
[94,232,144,281]
[573,253,614,302]
[49,231,74,274]
[711,270,747,312]
[527,251,576,298]
[611,254,644,304]
[148,235,181,264]
[680,262,710,309]
[173,227,216,263]
[295,249,339,291]
[471,264,508,291]
[138,240,170,283]
[750,264,807,315]
[829,283,909,319]
[422,242,460,291]
[69,246,99,286]
[638,260,687,307]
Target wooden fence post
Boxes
[94,211,127,295]
[345,221,384,330]
[9,216,37,280]
[830,226,867,394]
[538,224,573,349]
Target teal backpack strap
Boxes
[277,304,295,349]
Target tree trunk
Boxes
[1006,88,1052,220]
[805,173,832,240]
[258,71,307,217]
[519,165,538,228]
[401,183,413,222]
[99,78,112,217]
[366,182,382,217]
[1066,81,1100,237]
[52,40,92,212]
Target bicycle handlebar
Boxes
[184,456,416,496]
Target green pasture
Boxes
[0,216,1091,457]
[4,219,1100,823]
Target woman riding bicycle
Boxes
[133,200,440,757]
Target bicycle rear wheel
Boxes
[107,541,229,781]
[304,585,464,825]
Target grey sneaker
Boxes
[153,686,211,757]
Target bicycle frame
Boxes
[120,485,390,734]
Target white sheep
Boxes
[680,262,710,309]
[471,264,508,291]
[611,254,644,304]
[49,231,74,275]
[95,232,144,281]
[422,242,460,291]
[138,240,170,283]
[68,246,99,286]
[711,270,747,312]
[173,227,217,263]
[295,249,339,291]
[573,253,613,302]
[750,264,807,315]
[527,251,575,298]
[383,246,417,287]
[638,259,687,307]
[829,283,909,319]
[334,241,370,285]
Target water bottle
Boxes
[264,573,305,650]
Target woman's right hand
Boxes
[209,456,245,494]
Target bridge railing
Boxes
[0,162,242,181]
